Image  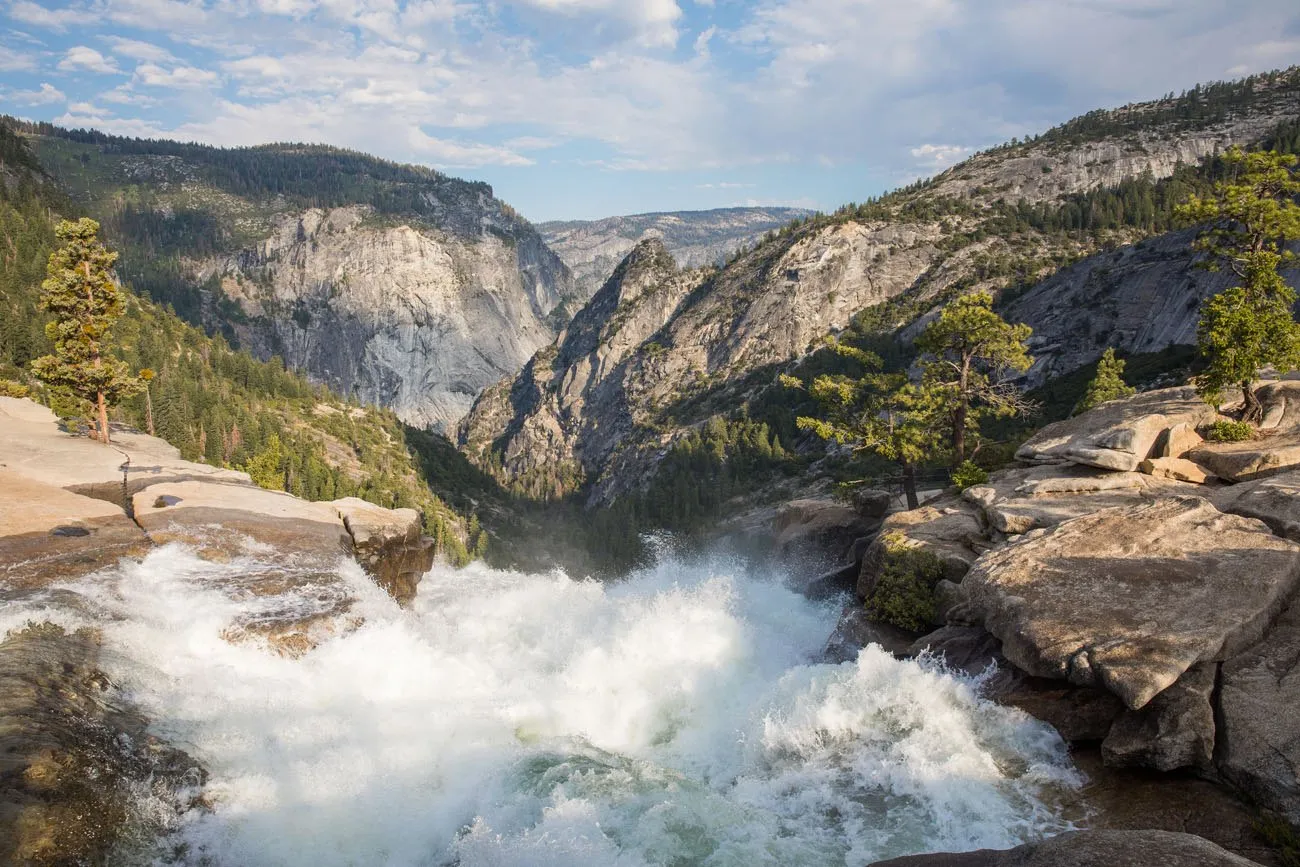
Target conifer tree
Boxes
[1074,348,1135,414]
[784,340,944,509]
[30,218,143,443]
[1177,148,1300,421]
[914,291,1034,462]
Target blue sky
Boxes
[1,0,1299,221]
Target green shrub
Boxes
[951,460,989,491]
[1255,813,1300,867]
[1205,419,1255,442]
[0,379,30,398]
[864,534,945,631]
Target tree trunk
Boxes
[144,387,155,436]
[1241,380,1264,424]
[96,390,110,444]
[902,462,919,510]
[954,357,971,463]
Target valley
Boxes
[3,58,1300,867]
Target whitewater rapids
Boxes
[4,543,1084,866]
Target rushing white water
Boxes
[6,543,1084,866]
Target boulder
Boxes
[774,497,879,568]
[1101,662,1216,771]
[868,830,1264,866]
[962,464,1196,536]
[1213,470,1300,543]
[333,497,434,605]
[1218,598,1300,826]
[1189,431,1300,483]
[803,561,859,600]
[858,494,985,596]
[964,497,1300,710]
[1015,386,1220,472]
[850,487,893,518]
[1138,456,1214,484]
[1256,380,1300,431]
[822,605,918,662]
[0,470,148,592]
[0,396,247,508]
[1158,422,1204,458]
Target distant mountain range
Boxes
[539,207,814,300]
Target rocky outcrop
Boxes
[334,497,434,605]
[964,497,1300,709]
[1101,663,1217,772]
[1015,386,1221,472]
[869,830,1265,867]
[1218,598,1300,827]
[1215,470,1300,543]
[0,623,204,866]
[1,398,436,615]
[0,469,149,592]
[539,207,813,299]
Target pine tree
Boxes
[914,291,1034,462]
[1074,348,1136,414]
[29,218,143,443]
[1177,148,1300,421]
[784,339,944,509]
[244,432,286,490]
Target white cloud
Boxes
[57,45,120,73]
[508,0,683,48]
[0,47,37,71]
[104,35,175,62]
[8,0,86,31]
[910,143,972,169]
[10,81,65,104]
[133,61,219,88]
[409,128,535,166]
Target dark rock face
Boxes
[823,605,919,662]
[868,830,1266,866]
[1217,598,1300,827]
[0,624,204,865]
[1102,662,1217,772]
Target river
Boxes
[4,542,1083,866]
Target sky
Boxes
[1,1,1299,221]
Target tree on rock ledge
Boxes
[783,339,943,510]
[30,218,143,444]
[1178,147,1300,422]
[915,291,1034,463]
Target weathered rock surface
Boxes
[1101,663,1217,771]
[1159,422,1205,458]
[1218,598,1300,826]
[962,463,1195,535]
[773,497,879,568]
[132,480,352,557]
[1015,387,1220,472]
[334,497,434,605]
[869,830,1264,866]
[0,396,248,507]
[964,497,1300,710]
[0,623,203,866]
[1188,431,1300,483]
[1068,748,1283,866]
[1138,456,1215,484]
[858,494,985,597]
[0,470,148,592]
[1213,470,1300,543]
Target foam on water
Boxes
[8,543,1083,866]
